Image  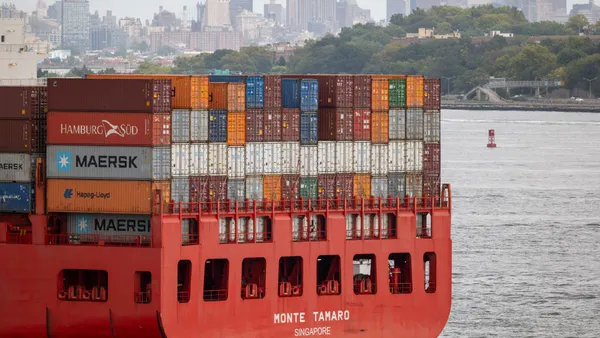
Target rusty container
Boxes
[208,82,228,110]
[317,75,353,108]
[227,112,246,146]
[281,174,300,201]
[246,109,264,142]
[282,108,300,141]
[0,120,32,152]
[264,108,282,142]
[354,75,371,108]
[406,75,425,108]
[227,83,246,112]
[424,78,441,111]
[263,175,282,201]
[371,112,389,144]
[353,108,371,141]
[423,142,441,175]
[208,176,228,202]
[264,75,282,108]
[371,76,389,111]
[318,108,353,141]
[0,86,45,119]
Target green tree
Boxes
[567,14,589,34]
[136,62,172,74]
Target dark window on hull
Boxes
[57,269,108,302]
[416,212,432,238]
[316,255,341,296]
[134,271,152,304]
[204,259,229,301]
[241,258,266,299]
[389,253,412,294]
[353,254,376,294]
[279,256,303,297]
[177,260,191,303]
[424,252,437,293]
[182,219,199,246]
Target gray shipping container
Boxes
[424,111,441,142]
[172,109,191,143]
[66,213,151,238]
[47,145,152,180]
[153,147,171,180]
[246,176,263,200]
[388,173,406,198]
[371,176,388,198]
[406,108,424,140]
[0,153,32,182]
[191,110,209,142]
[389,109,406,140]
[227,179,245,202]
[171,177,190,203]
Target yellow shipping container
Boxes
[227,112,246,146]
[353,174,371,198]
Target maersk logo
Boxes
[57,152,71,171]
[64,189,73,199]
[75,215,90,234]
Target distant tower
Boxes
[36,0,48,18]
[183,6,190,30]
[203,0,231,27]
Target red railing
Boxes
[218,231,272,244]
[177,291,190,303]
[292,230,327,242]
[389,283,412,294]
[416,227,432,239]
[203,289,228,302]
[46,234,152,247]
[6,231,32,245]
[345,228,397,240]
[353,280,377,295]
[134,292,152,304]
[181,234,199,246]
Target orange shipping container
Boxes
[406,75,424,108]
[47,179,152,214]
[353,174,371,198]
[209,83,228,110]
[85,74,208,110]
[227,83,246,112]
[227,112,246,146]
[263,175,282,201]
[371,77,389,111]
[371,112,389,144]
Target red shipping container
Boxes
[47,78,171,113]
[264,75,282,108]
[282,108,300,141]
[318,174,353,200]
[0,120,32,152]
[353,109,371,141]
[208,176,228,202]
[336,174,354,199]
[0,86,46,119]
[246,109,264,142]
[353,76,372,108]
[424,78,441,111]
[318,108,353,141]
[318,174,336,200]
[208,82,228,110]
[190,176,209,202]
[317,75,353,108]
[281,174,300,200]
[423,143,441,175]
[264,108,282,141]
[153,113,172,146]
[423,174,441,197]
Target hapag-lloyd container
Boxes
[406,172,423,198]
[0,120,32,153]
[353,109,371,141]
[371,77,389,111]
[246,109,264,142]
[66,213,151,237]
[424,79,441,110]
[208,143,227,176]
[264,108,282,141]
[0,86,43,119]
[172,109,191,143]
[282,79,300,109]
[246,143,264,175]
[263,175,282,201]
[424,110,441,142]
[300,112,318,145]
[171,177,190,203]
[317,142,335,174]
[47,145,153,180]
[228,146,245,178]
[389,109,406,140]
[171,143,190,176]
[46,179,152,214]
[227,83,246,112]
[282,108,300,141]
[264,75,282,108]
[300,146,318,176]
[281,142,300,174]
[371,144,388,176]
[406,141,423,172]
[354,142,371,173]
[227,179,245,202]
[282,174,300,200]
[406,75,424,108]
[336,142,353,173]
[208,83,228,110]
[208,176,228,201]
[318,108,353,141]
[317,75,353,108]
[152,147,171,180]
[190,110,209,142]
[423,143,441,175]
[353,174,371,198]
[0,153,32,182]
[0,182,32,212]
[389,78,407,108]
[47,78,171,113]
[371,112,389,144]
[371,177,388,198]
[264,142,282,174]
[209,110,227,142]
[246,175,263,200]
[300,177,317,199]
[190,176,209,202]
[227,112,246,146]
[246,76,265,109]
[388,141,405,172]
[406,108,424,140]
[300,79,319,112]
[353,76,371,108]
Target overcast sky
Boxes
[17,0,386,22]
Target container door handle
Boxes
[171,88,176,97]
[208,93,213,103]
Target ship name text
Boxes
[273,310,350,336]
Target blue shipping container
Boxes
[300,112,318,145]
[246,76,265,109]
[209,110,228,142]
[282,79,301,109]
[300,79,319,111]
[0,182,32,213]
[209,75,245,83]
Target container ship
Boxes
[0,73,451,338]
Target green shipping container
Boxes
[389,79,406,108]
[300,177,318,200]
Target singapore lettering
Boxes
[273,310,350,337]
[60,120,139,138]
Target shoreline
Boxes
[441,103,600,113]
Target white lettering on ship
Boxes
[60,120,139,138]
[273,310,350,337]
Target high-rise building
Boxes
[264,0,284,24]
[387,0,406,21]
[287,0,310,30]
[312,0,336,24]
[203,0,232,27]
[230,0,253,27]
[61,0,90,52]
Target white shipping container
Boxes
[300,146,318,176]
[264,142,282,174]
[208,143,228,175]
[171,143,190,176]
[246,176,264,200]
[153,147,171,180]
[317,141,336,174]
[406,141,423,172]
[371,177,388,198]
[189,143,208,175]
[353,141,371,173]
[228,146,245,178]
[388,141,405,172]
[336,142,353,173]
[190,110,209,142]
[281,142,300,174]
[172,109,191,143]
[371,144,388,176]
[245,143,264,175]
[0,153,31,182]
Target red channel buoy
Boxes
[487,129,496,148]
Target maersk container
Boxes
[282,79,300,108]
[335,142,353,173]
[406,108,424,140]
[0,182,31,213]
[246,109,264,142]
[406,141,424,172]
[246,175,264,200]
[388,141,405,173]
[388,173,406,198]
[281,142,300,174]
[389,109,406,140]
[371,177,388,198]
[264,108,282,141]
[317,142,335,174]
[209,110,227,142]
[208,75,245,83]
[47,145,153,180]
[66,214,151,238]
[282,108,300,141]
[406,172,423,198]
[208,176,228,201]
[190,143,208,176]
[354,141,371,173]
[246,76,265,109]
[300,146,318,176]
[228,146,245,178]
[172,109,191,143]
[389,78,407,108]
[282,174,300,200]
[0,153,32,182]
[300,79,318,111]
[171,177,190,203]
[153,147,171,180]
[371,144,388,176]
[190,176,209,202]
[424,110,441,142]
[264,142,282,174]
[208,143,227,176]
[227,179,246,202]
[245,143,264,175]
[300,112,318,145]
[171,143,190,177]
[190,110,209,142]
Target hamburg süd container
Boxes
[46,179,152,214]
[354,141,371,173]
[209,110,228,142]
[47,145,153,180]
[300,145,318,176]
[300,112,318,145]
[208,176,228,201]
[0,182,31,213]
[208,143,227,176]
[282,79,300,109]
[227,112,246,146]
[389,78,407,108]
[246,109,264,142]
[371,176,388,198]
[171,177,190,203]
[317,141,335,174]
[208,82,228,110]
[171,143,191,177]
[406,141,424,172]
[317,75,353,108]
[335,142,353,173]
[47,112,155,146]
[423,173,441,197]
[47,78,171,113]
[281,142,300,174]
[388,141,405,173]
[371,77,389,111]
[227,179,245,202]
[300,177,317,200]
[0,120,32,153]
[424,79,441,111]
[264,142,282,174]
[172,109,191,143]
[318,108,353,141]
[152,180,171,205]
[423,142,441,175]
[264,108,282,142]
[0,153,32,182]
[152,147,171,180]
[190,176,209,202]
[388,173,406,198]
[300,79,318,112]
[246,175,263,201]
[246,76,265,109]
[371,112,389,144]
[228,146,245,178]
[406,172,423,198]
[371,144,389,176]
[245,143,264,175]
[406,108,424,140]
[264,75,282,108]
[227,83,246,112]
[0,86,43,119]
[190,110,209,142]
[353,174,371,198]
[389,109,406,140]
[263,175,282,201]
[424,110,441,142]
[66,214,151,238]
[282,108,300,141]
[406,75,424,108]
[353,75,372,108]
[282,174,300,200]
[353,109,371,141]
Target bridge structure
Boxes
[462,78,565,102]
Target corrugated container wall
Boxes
[0,86,40,119]
[318,108,353,141]
[423,174,441,196]
[246,109,264,142]
[371,177,388,198]
[281,174,300,200]
[371,144,388,176]
[388,173,406,198]
[388,141,405,172]
[246,176,263,200]
[354,142,371,173]
[263,175,282,201]
[246,76,264,109]
[300,177,317,200]
[406,75,424,108]
[208,176,228,201]
[300,79,319,111]
[0,120,32,153]
[208,143,228,176]
[281,142,300,174]
[300,112,318,145]
[353,109,371,141]
[300,146,318,176]
[47,179,152,214]
[227,179,245,202]
[389,78,407,108]
[371,112,389,144]
[209,110,228,142]
[406,108,424,140]
[228,146,245,178]
[389,109,406,140]
[282,79,300,108]
[371,77,389,111]
[317,174,336,199]
[227,112,246,146]
[264,108,282,142]
[264,142,282,174]
[424,79,441,110]
[0,153,32,182]
[172,109,191,143]
[353,76,371,108]
[423,143,441,175]
[190,110,209,142]
[0,182,31,212]
[424,111,441,142]
[317,142,335,174]
[32,119,47,154]
[353,174,371,198]
[264,75,282,108]
[227,83,246,112]
[189,176,209,202]
[47,78,171,113]
[171,143,190,177]
[336,142,353,173]
[282,108,300,141]
[171,177,190,203]
[406,141,424,172]
[317,75,353,108]
[337,174,354,199]
[152,147,171,180]
[153,114,172,146]
[66,214,151,238]
[245,143,264,175]
[406,172,423,198]
[208,83,228,110]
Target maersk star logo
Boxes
[57,152,71,171]
[75,215,90,234]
